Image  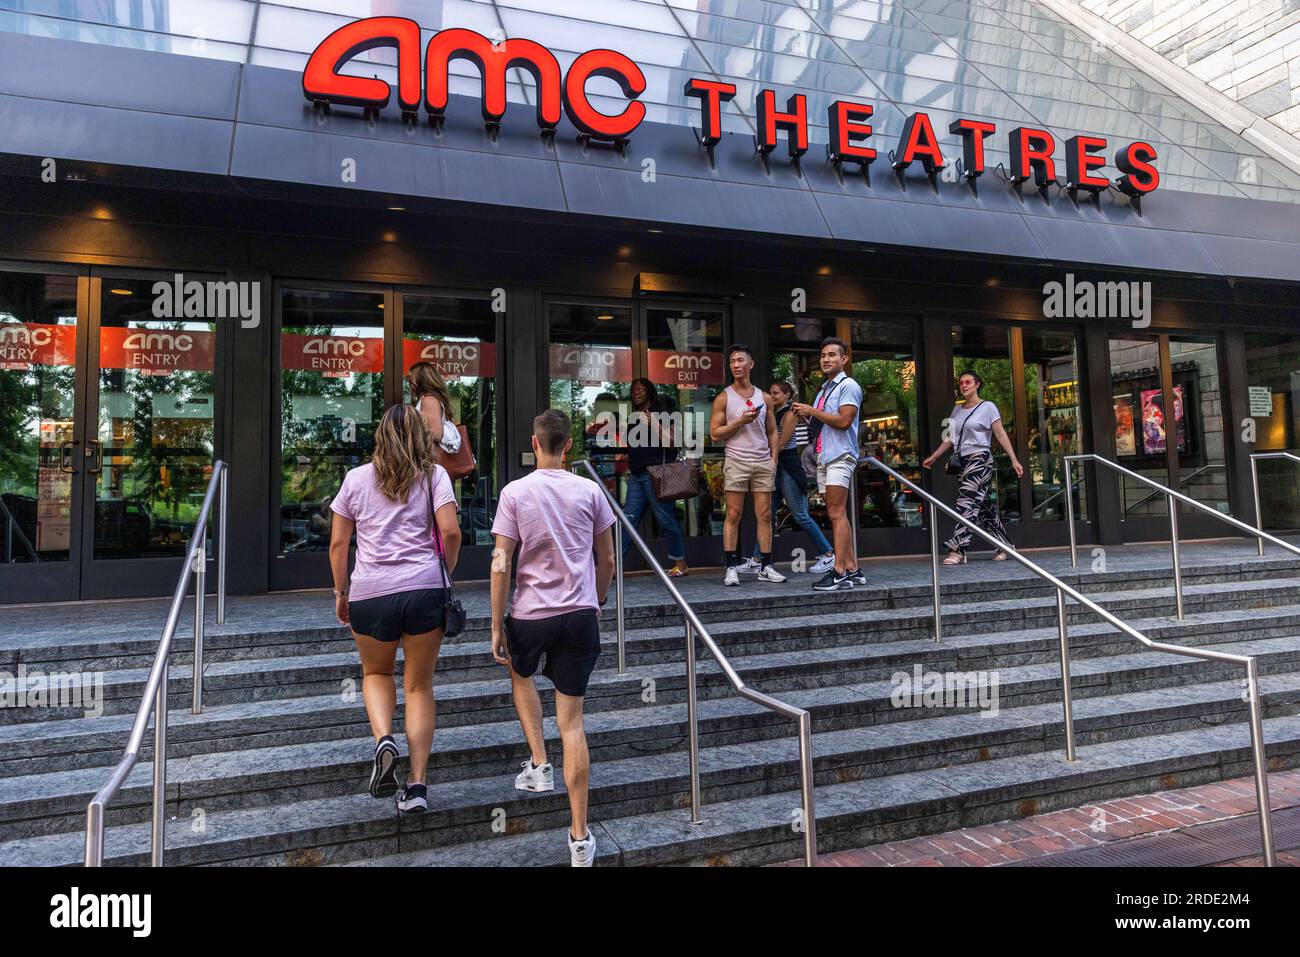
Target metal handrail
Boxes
[862,455,1277,866]
[570,459,817,866]
[1250,452,1300,557]
[1123,463,1226,515]
[84,461,229,867]
[1064,454,1300,621]
[0,495,38,563]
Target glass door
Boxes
[0,267,85,603]
[78,274,221,599]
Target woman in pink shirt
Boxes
[329,404,461,813]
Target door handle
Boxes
[60,440,79,474]
[85,439,104,474]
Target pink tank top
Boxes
[724,385,770,462]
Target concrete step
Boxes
[6,639,1300,842]
[9,705,1297,867]
[8,600,1300,765]
[8,557,1300,673]
[6,577,1299,725]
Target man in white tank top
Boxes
[709,344,786,586]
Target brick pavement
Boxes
[775,769,1300,867]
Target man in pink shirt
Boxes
[490,408,616,866]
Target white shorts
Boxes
[816,455,855,493]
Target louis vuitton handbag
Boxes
[646,458,700,502]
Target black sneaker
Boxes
[812,570,855,591]
[369,735,400,798]
[848,568,867,586]
[396,782,428,814]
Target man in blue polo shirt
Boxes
[792,336,863,591]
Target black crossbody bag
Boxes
[946,400,987,476]
[426,469,466,637]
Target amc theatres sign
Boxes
[304,19,1160,196]
[283,332,383,375]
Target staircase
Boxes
[3,543,1300,867]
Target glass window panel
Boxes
[1169,337,1228,513]
[401,295,499,547]
[0,10,249,60]
[1023,329,1085,523]
[951,324,1018,525]
[96,278,217,560]
[1107,333,1169,518]
[279,287,384,555]
[644,307,726,538]
[851,317,922,531]
[1245,332,1300,530]
[0,271,78,564]
[547,303,633,499]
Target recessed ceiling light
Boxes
[985,277,1000,287]
[382,231,397,242]
[109,288,133,296]
[647,228,663,234]
[597,313,614,321]
[617,245,632,257]
[780,323,796,329]
[388,205,406,212]
[378,303,385,309]
[817,265,832,276]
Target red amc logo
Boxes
[303,20,646,141]
[548,345,633,383]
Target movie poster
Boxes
[1139,385,1187,456]
[1113,394,1136,456]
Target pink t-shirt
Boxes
[491,469,615,620]
[330,463,457,603]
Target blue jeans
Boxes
[753,465,834,559]
[622,471,686,561]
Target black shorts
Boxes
[349,588,446,643]
[505,610,601,697]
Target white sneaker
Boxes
[723,566,740,586]
[809,553,836,574]
[737,557,761,573]
[756,564,787,583]
[569,829,596,867]
[514,759,554,792]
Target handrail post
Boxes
[85,803,104,867]
[1250,455,1264,558]
[1063,458,1078,568]
[684,617,703,825]
[151,657,167,867]
[614,520,626,676]
[1056,589,1076,762]
[192,545,206,715]
[928,507,942,643]
[1168,494,1185,620]
[1244,658,1277,866]
[217,464,228,625]
[798,710,817,866]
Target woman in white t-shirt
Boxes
[922,370,1024,564]
[329,403,461,814]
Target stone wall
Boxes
[1079,0,1300,139]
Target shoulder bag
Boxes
[426,468,466,637]
[945,400,988,476]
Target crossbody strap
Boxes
[426,467,453,596]
[953,400,987,452]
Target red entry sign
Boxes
[0,323,77,370]
[100,326,216,375]
[402,339,496,379]
[282,333,384,375]
[647,349,724,388]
